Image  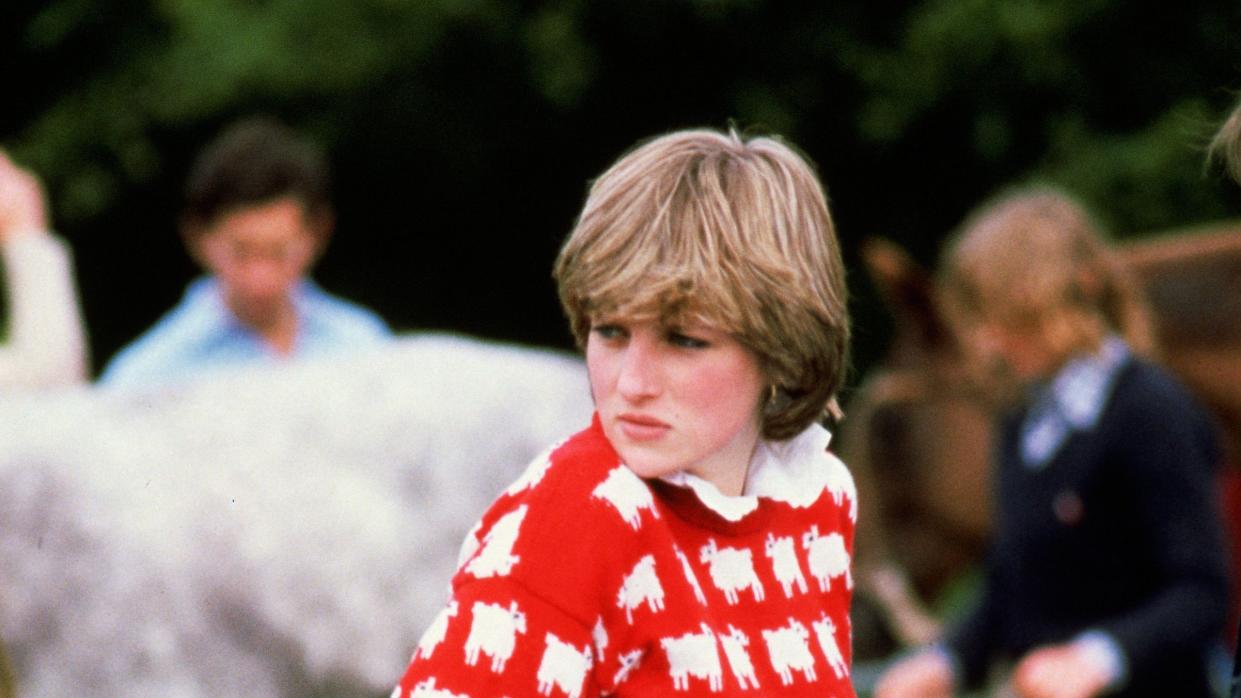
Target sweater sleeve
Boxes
[392,578,601,698]
[1094,370,1230,678]
[0,232,89,387]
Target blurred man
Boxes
[100,117,390,387]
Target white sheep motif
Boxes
[824,455,858,522]
[719,625,760,690]
[506,441,564,495]
[591,466,660,530]
[811,614,849,679]
[409,677,468,698]
[802,525,852,592]
[463,600,527,673]
[612,649,644,686]
[592,617,608,664]
[413,600,458,660]
[536,632,593,698]
[616,555,665,624]
[455,521,483,571]
[660,623,723,692]
[761,618,817,686]
[674,546,708,605]
[764,533,808,598]
[465,504,528,579]
[699,539,765,605]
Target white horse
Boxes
[0,333,592,697]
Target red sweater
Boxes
[393,414,857,697]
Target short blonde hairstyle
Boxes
[938,185,1154,368]
[554,128,850,440]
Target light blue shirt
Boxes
[100,276,391,388]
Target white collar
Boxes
[659,422,856,522]
[1020,335,1130,468]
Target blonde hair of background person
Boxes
[937,185,1156,389]
[0,150,89,388]
[1209,94,1241,185]
[391,128,860,697]
[555,128,851,438]
[876,186,1230,698]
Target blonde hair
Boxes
[1209,95,1241,185]
[939,185,1154,369]
[554,128,850,440]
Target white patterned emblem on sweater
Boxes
[824,455,858,522]
[616,555,666,624]
[414,600,458,661]
[802,526,852,592]
[719,625,760,690]
[536,632,593,698]
[699,539,765,605]
[674,546,708,605]
[465,505,527,578]
[463,601,526,673]
[591,466,660,530]
[592,617,608,664]
[761,618,817,685]
[409,677,469,698]
[613,649,644,685]
[811,614,849,679]
[764,533,808,598]
[660,623,723,692]
[456,521,483,572]
[506,442,562,495]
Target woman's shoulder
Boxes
[450,420,659,621]
[1108,357,1210,427]
[1105,357,1221,467]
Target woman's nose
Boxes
[616,337,661,401]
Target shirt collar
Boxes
[1020,335,1130,468]
[1045,335,1129,430]
[660,421,854,522]
[189,275,321,336]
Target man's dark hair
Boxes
[183,116,331,232]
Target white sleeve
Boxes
[0,231,89,388]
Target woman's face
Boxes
[971,318,1059,382]
[586,316,766,496]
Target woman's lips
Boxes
[618,414,670,441]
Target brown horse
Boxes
[842,222,1241,659]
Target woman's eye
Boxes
[667,332,708,349]
[592,324,625,340]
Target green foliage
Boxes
[2,0,1238,359]
[9,0,493,221]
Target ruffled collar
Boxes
[659,421,853,522]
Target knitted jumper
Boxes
[392,414,858,697]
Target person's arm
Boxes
[1085,372,1230,683]
[392,578,602,698]
[0,151,89,387]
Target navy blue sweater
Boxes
[948,358,1230,697]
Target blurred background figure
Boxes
[874,186,1230,698]
[0,148,89,698]
[99,116,390,388]
[0,150,89,389]
[1211,93,1241,698]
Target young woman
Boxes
[875,187,1230,698]
[390,128,857,696]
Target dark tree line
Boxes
[3,0,1239,377]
